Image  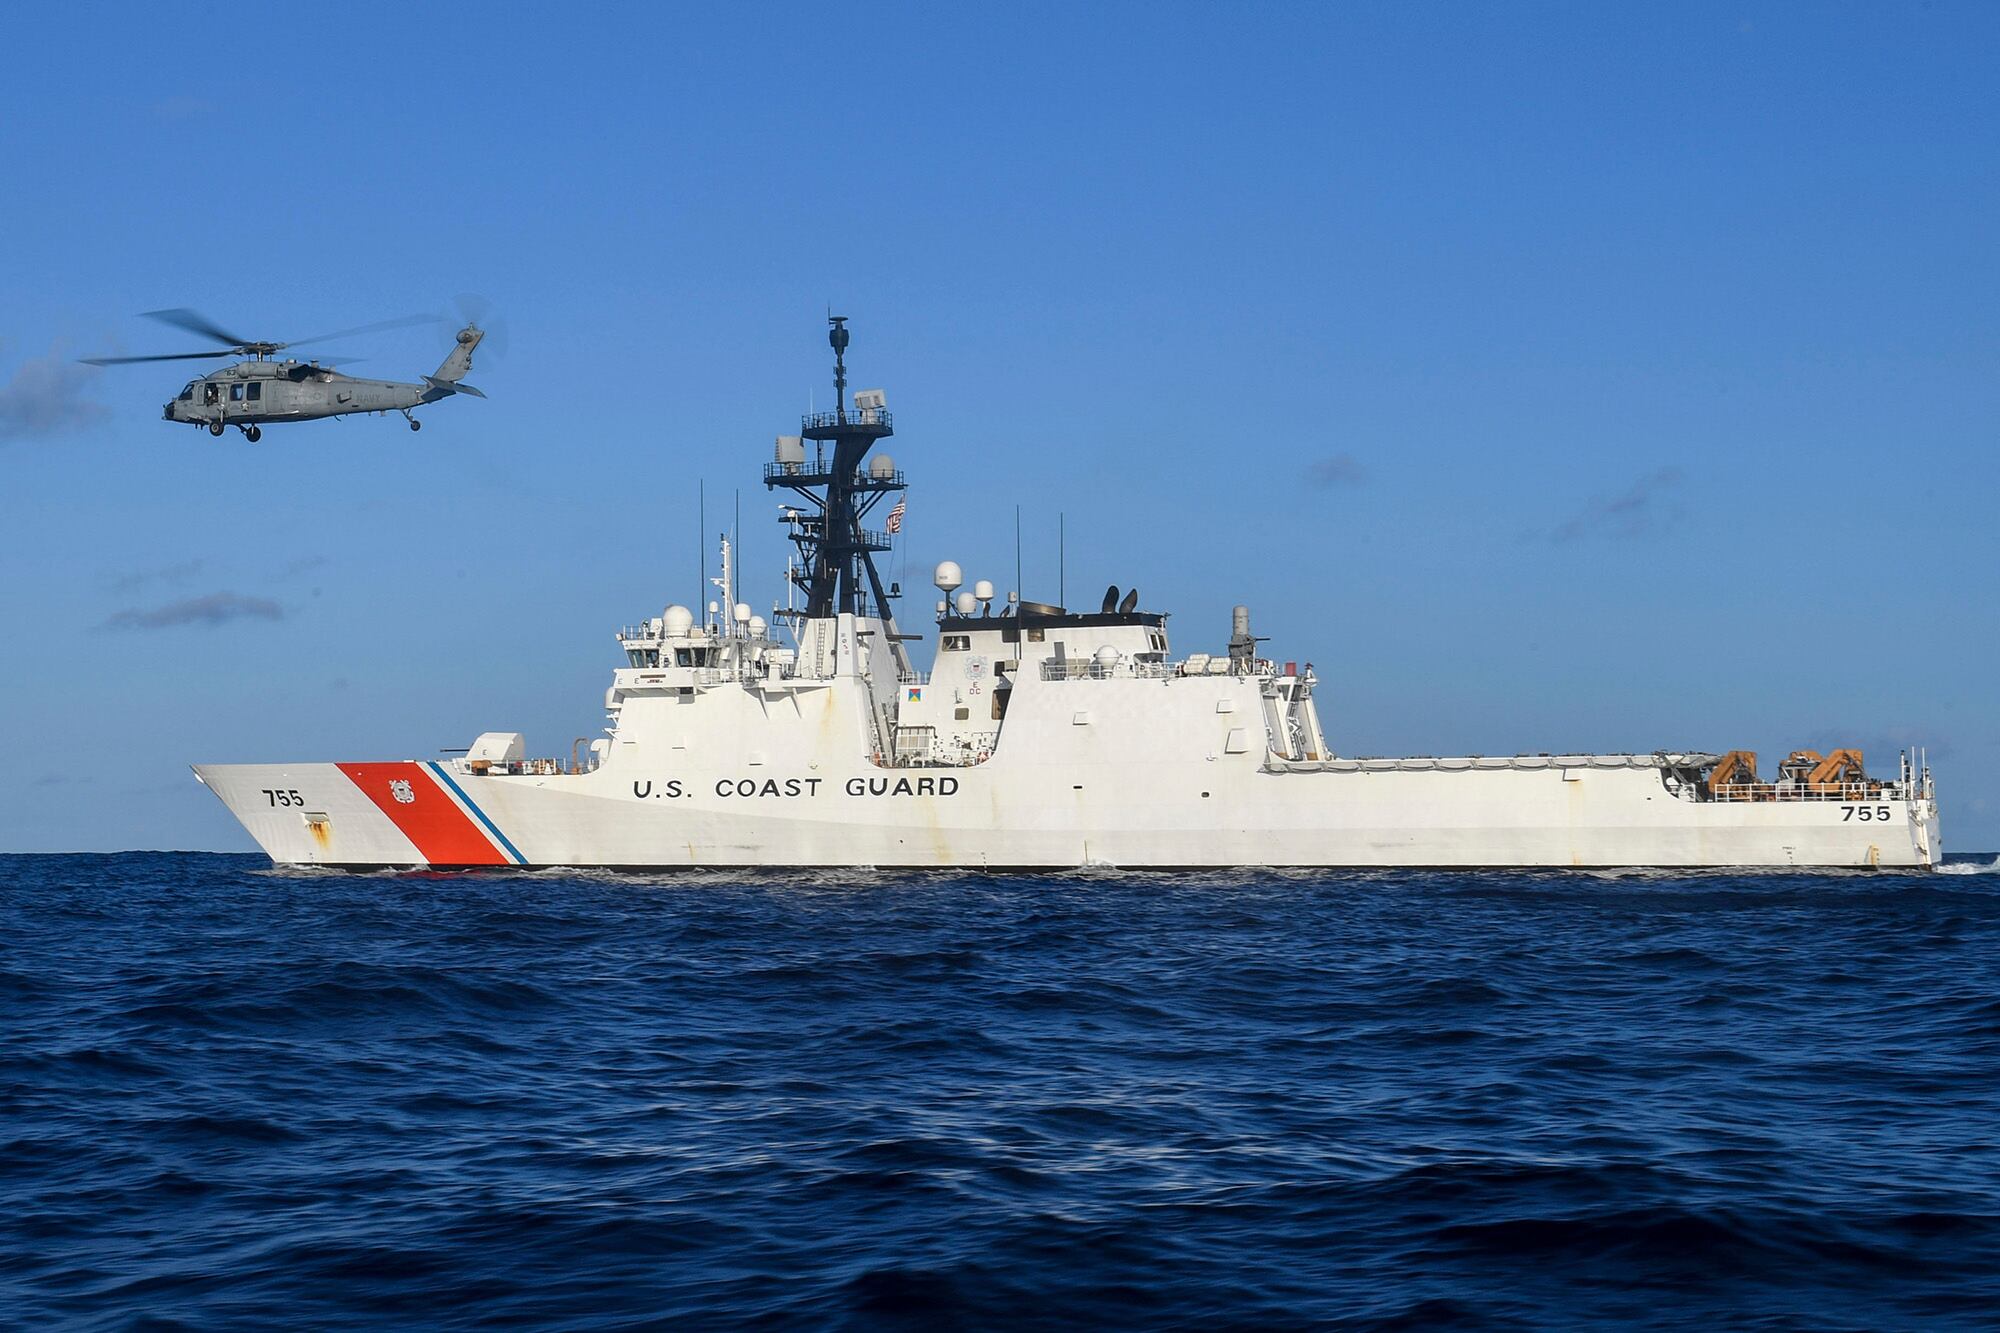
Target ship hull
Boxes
[194,756,1939,871]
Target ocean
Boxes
[4,852,1998,1329]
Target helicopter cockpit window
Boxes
[179,383,196,401]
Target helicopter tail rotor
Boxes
[449,294,508,364]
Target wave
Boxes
[7,851,2000,1328]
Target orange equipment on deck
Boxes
[1807,749,1866,789]
[1776,748,1875,798]
[1778,749,1823,784]
[1707,750,1761,798]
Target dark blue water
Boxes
[5,854,1999,1330]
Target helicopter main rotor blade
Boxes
[284,313,438,350]
[80,350,235,365]
[142,307,255,349]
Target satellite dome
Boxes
[934,561,963,593]
[973,579,995,602]
[955,591,978,615]
[869,454,895,479]
[733,602,752,624]
[662,605,694,636]
[1095,646,1121,665]
[747,615,767,638]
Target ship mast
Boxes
[765,317,903,621]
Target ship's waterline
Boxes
[195,321,1940,871]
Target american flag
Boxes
[884,497,906,534]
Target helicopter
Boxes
[83,308,485,441]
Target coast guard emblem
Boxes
[389,779,416,805]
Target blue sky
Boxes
[1,2,1995,851]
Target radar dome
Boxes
[1095,645,1121,666]
[934,561,963,593]
[662,605,694,636]
[869,455,895,479]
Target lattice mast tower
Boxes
[764,317,906,622]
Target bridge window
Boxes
[941,635,971,652]
[1025,627,1045,642]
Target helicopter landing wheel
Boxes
[208,422,225,437]
[244,425,262,443]
[408,418,422,432]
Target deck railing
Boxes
[1707,782,1908,803]
[1037,658,1280,681]
[801,408,892,432]
[764,461,905,487]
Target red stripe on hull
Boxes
[336,762,507,866]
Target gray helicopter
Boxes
[83,308,484,441]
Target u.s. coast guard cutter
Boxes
[196,320,1941,870]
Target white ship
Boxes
[196,321,1941,871]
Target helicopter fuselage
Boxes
[163,361,453,427]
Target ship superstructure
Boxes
[195,322,1941,870]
